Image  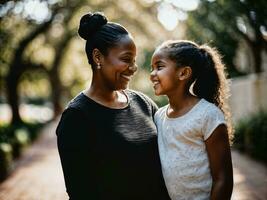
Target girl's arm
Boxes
[205,124,233,200]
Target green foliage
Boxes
[234,110,267,163]
[186,0,239,77]
[185,0,267,76]
[0,143,13,181]
[141,49,154,71]
[0,124,13,144]
[12,128,30,158]
[0,121,44,181]
[1,0,170,123]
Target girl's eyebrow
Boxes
[120,52,135,56]
[154,60,165,65]
[151,61,164,68]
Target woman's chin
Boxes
[117,84,129,90]
[154,90,162,96]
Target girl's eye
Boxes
[157,65,164,70]
[150,65,163,72]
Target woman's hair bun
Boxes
[78,12,108,40]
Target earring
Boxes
[97,63,101,69]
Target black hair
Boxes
[157,40,233,140]
[78,12,129,68]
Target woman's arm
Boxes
[56,108,97,199]
[205,124,233,200]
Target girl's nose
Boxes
[150,69,156,77]
[150,70,156,81]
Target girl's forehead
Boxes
[152,48,169,59]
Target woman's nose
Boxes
[128,63,138,73]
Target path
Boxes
[0,122,266,200]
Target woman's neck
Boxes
[84,83,128,109]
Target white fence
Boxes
[229,72,267,123]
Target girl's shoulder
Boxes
[155,104,168,119]
[200,99,226,140]
[200,99,224,117]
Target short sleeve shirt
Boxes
[155,99,226,200]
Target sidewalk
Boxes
[0,122,68,200]
[231,150,267,200]
[0,122,266,200]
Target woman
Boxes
[56,12,170,200]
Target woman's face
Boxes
[99,35,137,90]
[150,49,181,96]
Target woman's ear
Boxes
[178,66,192,81]
[92,48,103,65]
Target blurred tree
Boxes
[4,1,62,124]
[185,0,267,76]
[0,0,18,5]
[0,0,170,124]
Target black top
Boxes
[56,90,170,200]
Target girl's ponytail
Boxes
[192,46,220,106]
[194,45,233,140]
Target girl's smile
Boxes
[150,49,180,96]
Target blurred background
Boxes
[0,0,266,199]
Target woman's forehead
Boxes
[108,35,136,56]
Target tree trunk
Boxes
[49,32,74,118]
[5,10,57,124]
[49,72,62,118]
[252,42,262,73]
[6,68,22,124]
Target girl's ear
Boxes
[92,48,104,65]
[178,66,192,80]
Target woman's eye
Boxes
[157,65,164,70]
[122,58,132,63]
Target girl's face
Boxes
[100,35,137,90]
[150,49,181,96]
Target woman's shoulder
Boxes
[58,92,91,123]
[126,89,151,101]
[66,92,87,110]
[126,89,158,106]
[60,92,88,118]
[125,89,158,115]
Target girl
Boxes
[150,40,233,200]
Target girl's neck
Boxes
[167,91,200,118]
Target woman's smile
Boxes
[120,73,133,81]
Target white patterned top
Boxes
[155,99,226,200]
